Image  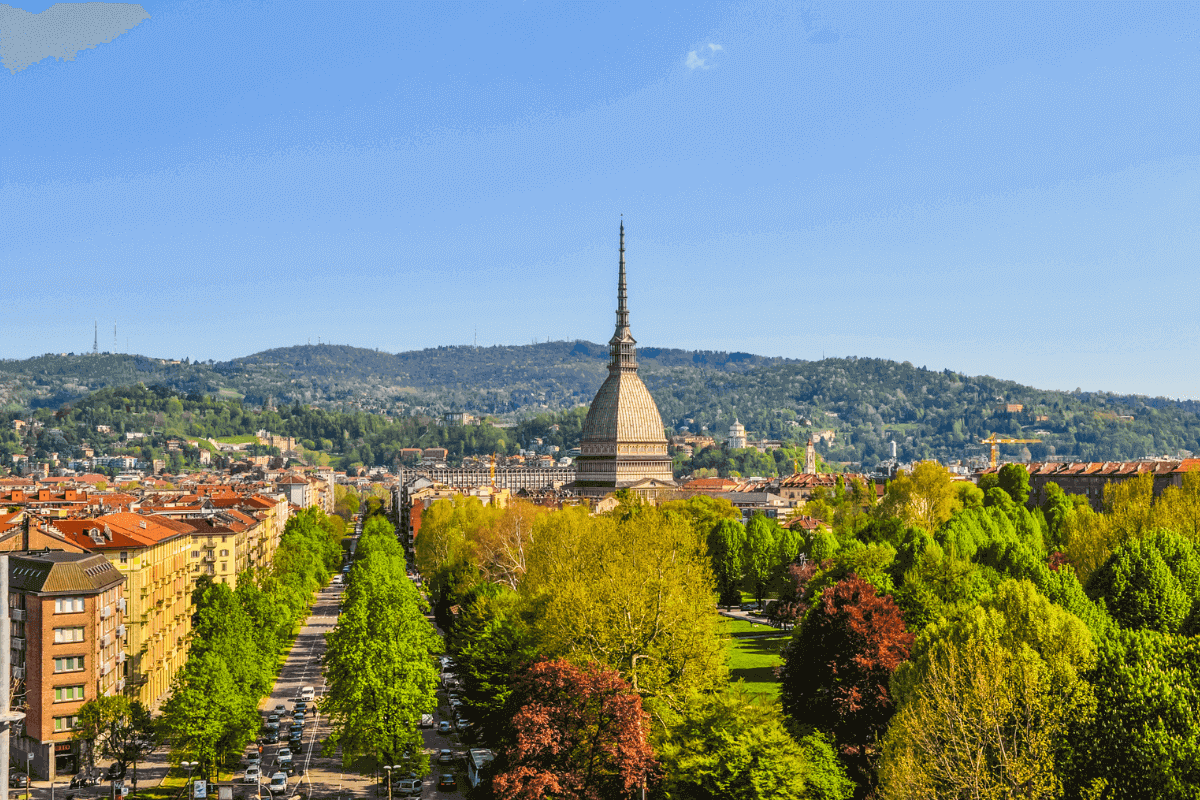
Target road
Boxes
[242,524,467,800]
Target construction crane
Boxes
[980,434,1042,469]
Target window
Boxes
[220,550,228,557]
[54,685,84,703]
[193,565,200,573]
[54,716,80,732]
[221,563,227,572]
[54,656,85,673]
[191,551,200,559]
[55,597,84,614]
[54,627,85,643]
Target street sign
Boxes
[194,780,207,799]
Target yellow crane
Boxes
[980,434,1042,469]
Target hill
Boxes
[2,343,1199,467]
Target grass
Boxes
[211,434,258,444]
[721,617,789,699]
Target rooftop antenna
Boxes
[93,321,98,354]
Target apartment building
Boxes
[8,550,126,779]
[54,514,193,708]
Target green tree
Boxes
[160,652,259,779]
[658,687,852,800]
[1085,530,1199,634]
[708,519,747,608]
[878,461,961,533]
[883,580,1097,800]
[449,583,540,746]
[998,462,1032,505]
[323,517,440,774]
[1065,630,1200,799]
[73,696,159,792]
[522,505,727,725]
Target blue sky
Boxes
[3,1,1199,399]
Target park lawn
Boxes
[721,617,790,699]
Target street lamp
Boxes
[381,765,402,800]
[180,762,197,800]
[25,752,33,800]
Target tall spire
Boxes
[617,221,628,331]
[608,220,638,372]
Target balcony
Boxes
[117,624,126,638]
[101,634,111,649]
[12,667,24,679]
[117,650,126,664]
[10,609,26,622]
[12,637,24,650]
[100,661,111,677]
[101,606,112,620]
[116,598,127,613]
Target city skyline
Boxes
[3,1,1199,399]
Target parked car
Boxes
[267,773,288,795]
[9,775,28,789]
[437,720,453,735]
[455,717,471,731]
[437,774,457,791]
[395,778,421,797]
[437,749,454,765]
[243,766,262,784]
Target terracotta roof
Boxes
[985,461,1190,478]
[54,512,191,550]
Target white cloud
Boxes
[687,43,722,70]
[0,2,150,74]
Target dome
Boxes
[581,372,667,443]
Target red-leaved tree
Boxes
[491,658,659,800]
[778,574,913,759]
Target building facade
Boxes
[54,514,193,708]
[9,551,126,779]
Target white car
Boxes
[243,766,261,784]
[268,773,288,795]
[299,686,315,702]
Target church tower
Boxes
[805,436,817,475]
[575,223,675,498]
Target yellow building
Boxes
[56,513,193,708]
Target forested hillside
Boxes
[3,343,1199,467]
